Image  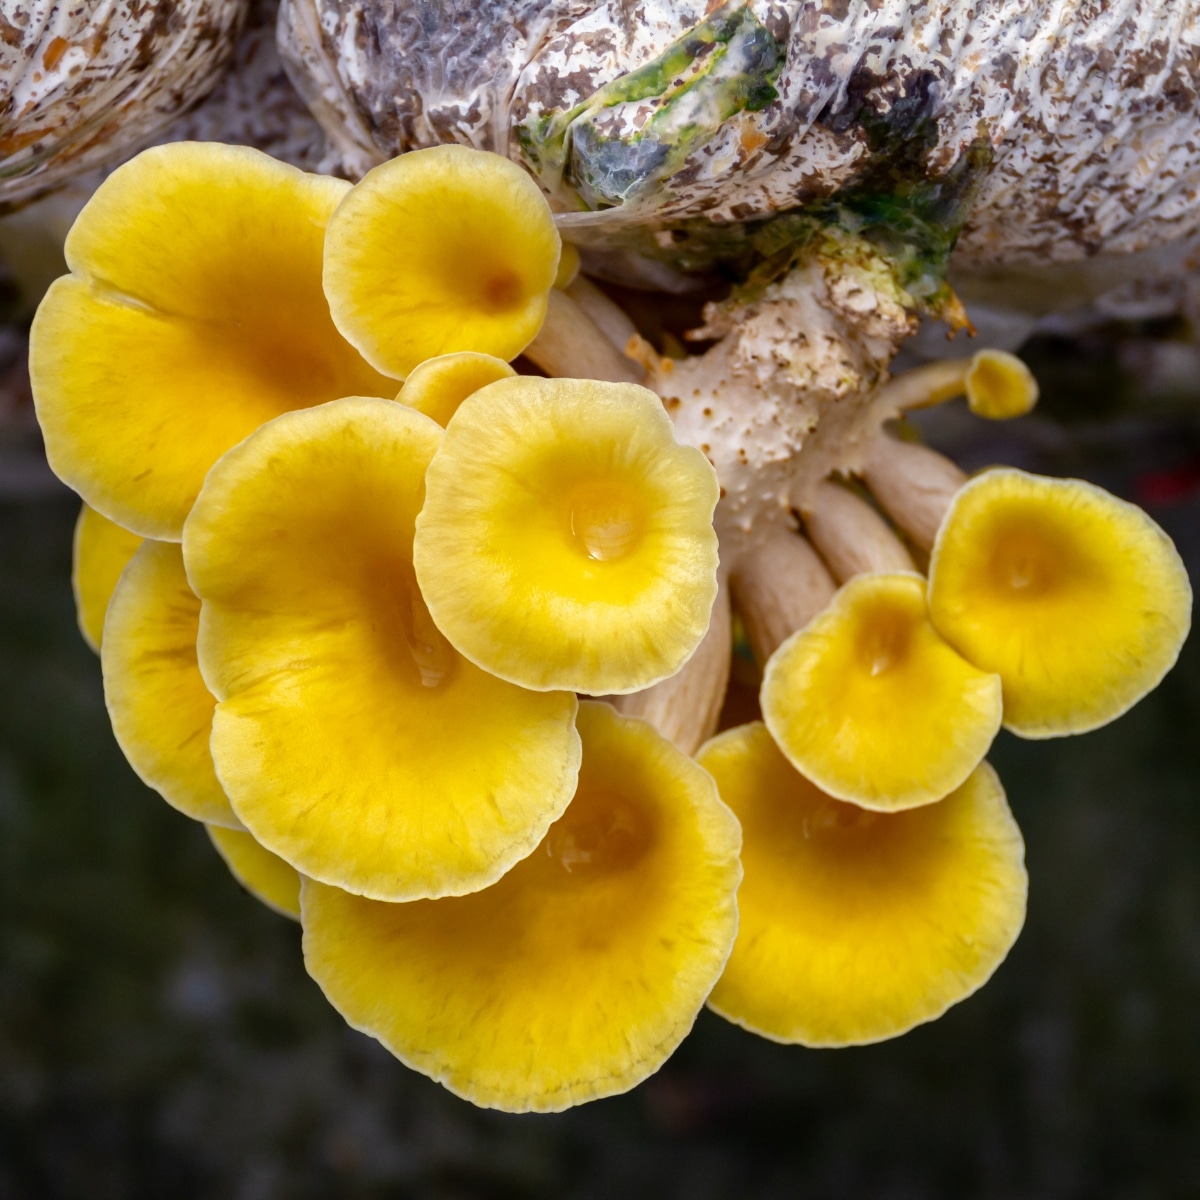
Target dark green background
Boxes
[1,329,1198,1199]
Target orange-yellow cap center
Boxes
[365,564,457,691]
[567,479,646,563]
[480,270,525,313]
[542,787,656,880]
[983,517,1097,603]
[799,792,883,842]
[854,598,916,677]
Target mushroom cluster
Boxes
[31,138,1193,1109]
[699,421,1190,1046]
[34,139,742,1112]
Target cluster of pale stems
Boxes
[33,140,1192,1114]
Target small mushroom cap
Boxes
[965,350,1038,420]
[30,142,394,541]
[207,825,301,921]
[300,701,742,1113]
[414,376,719,694]
[554,242,582,290]
[698,723,1027,1047]
[396,351,515,427]
[102,540,240,829]
[761,573,1003,811]
[323,145,561,378]
[72,503,143,652]
[184,396,581,902]
[928,468,1193,737]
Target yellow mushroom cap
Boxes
[699,723,1027,1047]
[184,396,581,902]
[760,573,1003,811]
[396,351,515,427]
[72,503,143,652]
[301,701,742,1113]
[413,376,720,694]
[554,241,581,290]
[101,540,240,829]
[323,145,561,378]
[965,350,1039,420]
[207,825,302,920]
[928,467,1193,738]
[30,142,394,542]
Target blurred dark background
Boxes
[1,310,1199,1199]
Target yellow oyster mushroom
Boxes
[30,142,395,541]
[72,503,143,652]
[414,376,720,694]
[761,573,1002,811]
[301,701,741,1113]
[102,540,240,829]
[965,349,1039,420]
[207,825,301,921]
[875,349,1038,420]
[323,145,561,378]
[397,352,515,427]
[928,468,1192,738]
[184,396,581,902]
[699,723,1027,1047]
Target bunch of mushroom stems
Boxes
[524,258,1037,754]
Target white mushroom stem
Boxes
[611,579,731,756]
[729,529,836,666]
[870,357,973,418]
[564,275,641,353]
[525,289,644,384]
[802,480,915,582]
[861,434,967,551]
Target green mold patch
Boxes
[518,2,785,210]
[816,69,993,316]
[521,24,992,322]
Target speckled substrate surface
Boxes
[279,0,1200,273]
[0,0,250,208]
